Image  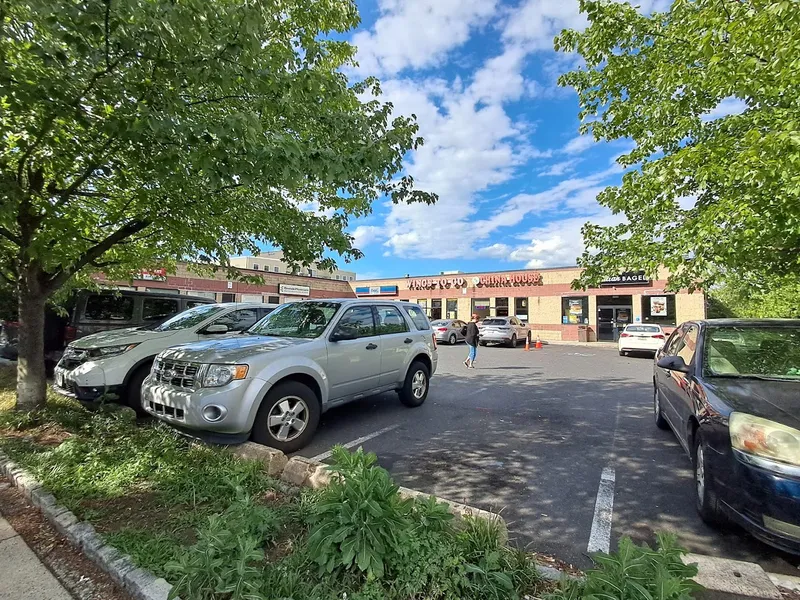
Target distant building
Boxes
[229,251,357,282]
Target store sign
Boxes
[137,269,167,281]
[599,271,651,287]
[408,272,543,290]
[354,285,398,296]
[279,283,310,296]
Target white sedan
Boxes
[618,324,666,356]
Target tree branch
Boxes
[184,94,252,106]
[104,0,111,70]
[44,219,151,292]
[0,226,21,245]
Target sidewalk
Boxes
[0,491,72,600]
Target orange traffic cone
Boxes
[524,335,530,351]
[535,335,543,350]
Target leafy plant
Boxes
[166,490,283,600]
[547,533,700,600]
[307,446,413,578]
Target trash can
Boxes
[577,325,590,343]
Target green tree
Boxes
[709,274,800,318]
[556,0,800,291]
[0,0,434,410]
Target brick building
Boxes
[104,262,356,304]
[350,266,706,342]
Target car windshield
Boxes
[704,326,800,379]
[248,302,340,339]
[625,325,661,333]
[153,304,225,331]
[482,319,508,326]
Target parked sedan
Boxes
[431,319,467,345]
[478,316,530,347]
[618,324,666,356]
[653,319,800,554]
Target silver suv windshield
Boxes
[249,302,340,339]
[153,304,225,332]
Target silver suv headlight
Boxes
[88,343,139,359]
[202,364,249,388]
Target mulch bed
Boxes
[0,476,133,600]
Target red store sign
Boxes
[408,272,543,290]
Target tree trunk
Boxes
[15,265,48,411]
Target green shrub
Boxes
[307,446,414,578]
[166,489,284,600]
[547,533,700,600]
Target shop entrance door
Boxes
[597,297,633,341]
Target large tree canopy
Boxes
[556,0,800,291]
[0,0,434,408]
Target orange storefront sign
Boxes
[408,272,543,290]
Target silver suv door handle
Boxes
[404,338,413,344]
[365,343,378,350]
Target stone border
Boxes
[0,450,175,600]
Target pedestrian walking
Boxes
[463,314,480,368]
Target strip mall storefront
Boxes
[352,267,705,342]
[99,262,355,304]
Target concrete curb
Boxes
[0,450,176,600]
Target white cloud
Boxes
[351,0,499,76]
[538,158,580,176]
[468,46,530,104]
[507,210,624,268]
[502,0,587,50]
[702,97,747,122]
[477,243,513,259]
[351,225,383,248]
[562,134,595,155]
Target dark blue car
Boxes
[653,319,800,554]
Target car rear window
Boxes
[403,305,430,330]
[625,325,661,333]
[84,295,134,321]
[143,297,180,321]
[482,318,508,326]
[430,320,447,327]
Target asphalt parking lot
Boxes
[297,342,800,576]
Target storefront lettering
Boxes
[408,272,543,290]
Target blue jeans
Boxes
[467,343,477,362]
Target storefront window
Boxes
[515,298,528,322]
[562,296,589,324]
[495,297,509,317]
[641,295,676,326]
[431,299,442,320]
[418,299,428,316]
[446,299,458,319]
[472,298,490,319]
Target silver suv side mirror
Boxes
[203,323,230,334]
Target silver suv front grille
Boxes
[152,359,201,389]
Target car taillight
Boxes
[652,334,665,339]
[437,327,448,332]
[64,325,77,343]
[620,333,631,338]
[431,333,437,349]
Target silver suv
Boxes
[141,299,438,452]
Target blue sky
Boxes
[325,0,672,279]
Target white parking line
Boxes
[587,467,616,554]
[309,424,401,462]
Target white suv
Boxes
[53,303,277,410]
[141,299,438,452]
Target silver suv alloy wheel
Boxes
[268,396,309,442]
[411,370,427,399]
[695,443,706,505]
